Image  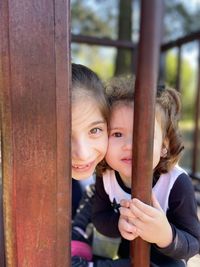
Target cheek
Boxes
[105,139,115,161]
[153,141,162,169]
[101,136,109,156]
[153,154,160,169]
[96,135,108,158]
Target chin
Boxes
[72,172,93,181]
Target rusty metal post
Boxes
[0,0,71,266]
[131,1,163,266]
[192,41,200,175]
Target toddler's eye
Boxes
[113,132,122,137]
[90,128,102,134]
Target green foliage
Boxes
[71,0,117,78]
[71,0,117,38]
[71,44,115,80]
[165,50,196,119]
[164,0,200,41]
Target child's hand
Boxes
[128,193,173,248]
[118,199,139,240]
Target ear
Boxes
[161,147,168,158]
[161,138,169,158]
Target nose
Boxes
[72,137,91,161]
[122,136,132,150]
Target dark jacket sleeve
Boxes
[92,176,121,238]
[155,173,200,260]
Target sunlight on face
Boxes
[72,96,108,180]
[153,117,164,169]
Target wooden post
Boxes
[131,1,163,266]
[0,0,71,266]
[0,183,5,266]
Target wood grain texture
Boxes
[0,0,71,266]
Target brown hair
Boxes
[72,63,109,122]
[154,86,184,175]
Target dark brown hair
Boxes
[72,63,109,122]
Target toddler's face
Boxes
[105,104,164,187]
[106,104,133,187]
[152,117,164,169]
[71,96,108,180]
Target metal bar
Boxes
[0,0,71,266]
[72,30,200,52]
[176,46,182,92]
[131,1,163,266]
[159,52,166,84]
[190,173,200,181]
[192,41,200,175]
[161,30,200,51]
[71,34,135,49]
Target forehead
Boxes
[155,104,166,131]
[111,101,133,113]
[110,103,134,125]
[72,86,93,101]
[72,96,105,130]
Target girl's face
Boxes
[152,116,164,169]
[72,96,108,180]
[105,104,164,188]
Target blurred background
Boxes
[71,0,200,180]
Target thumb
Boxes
[151,192,162,211]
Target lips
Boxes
[72,161,95,172]
[73,163,91,169]
[121,158,132,164]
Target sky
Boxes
[183,0,200,9]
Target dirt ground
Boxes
[187,205,200,267]
[188,254,200,267]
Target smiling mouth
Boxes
[72,161,94,171]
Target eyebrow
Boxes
[109,127,124,131]
[89,120,106,127]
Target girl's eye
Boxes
[112,132,122,137]
[90,128,102,134]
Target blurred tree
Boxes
[114,0,133,75]
[165,50,196,119]
[71,0,200,80]
[164,0,200,41]
[71,0,118,79]
[71,0,116,37]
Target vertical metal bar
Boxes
[176,46,182,92]
[0,0,18,265]
[0,0,71,266]
[192,41,200,175]
[159,52,166,84]
[131,1,163,267]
